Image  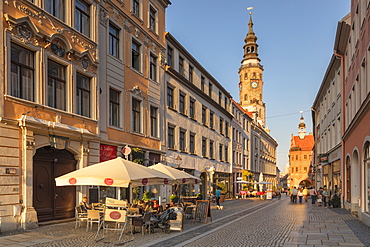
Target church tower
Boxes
[239,12,266,127]
[298,112,307,139]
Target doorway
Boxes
[33,146,77,222]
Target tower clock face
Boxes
[251,80,259,89]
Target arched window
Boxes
[244,94,248,101]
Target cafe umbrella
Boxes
[148,163,200,184]
[55,157,174,187]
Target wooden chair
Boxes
[95,209,128,241]
[86,210,101,232]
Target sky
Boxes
[165,0,350,172]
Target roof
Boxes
[291,135,314,151]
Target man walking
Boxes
[291,186,298,204]
[310,186,317,204]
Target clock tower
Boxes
[239,12,266,127]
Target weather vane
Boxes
[247,6,253,15]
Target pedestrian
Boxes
[215,187,222,210]
[310,186,317,204]
[322,186,329,208]
[291,186,298,204]
[298,187,304,204]
[317,187,323,206]
[303,187,308,202]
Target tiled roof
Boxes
[291,135,314,151]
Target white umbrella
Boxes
[235,180,253,184]
[148,163,200,184]
[255,181,273,185]
[55,157,174,187]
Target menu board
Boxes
[194,200,212,224]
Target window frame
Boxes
[109,23,120,58]
[132,97,142,133]
[132,0,140,18]
[168,124,175,149]
[167,85,174,108]
[149,53,157,81]
[189,132,195,154]
[45,0,65,21]
[179,128,186,152]
[131,39,141,72]
[75,0,90,37]
[10,43,35,102]
[167,46,173,67]
[149,5,157,33]
[150,106,159,138]
[109,88,120,127]
[76,72,91,117]
[179,56,184,76]
[179,91,186,114]
[47,59,67,111]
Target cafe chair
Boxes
[86,210,101,232]
[184,206,194,219]
[132,212,153,235]
[75,206,88,229]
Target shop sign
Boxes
[100,144,117,162]
[320,154,328,163]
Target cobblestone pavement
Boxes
[1,197,369,247]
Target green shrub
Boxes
[142,190,154,201]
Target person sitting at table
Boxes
[79,197,92,212]
[152,200,161,214]
[144,201,154,213]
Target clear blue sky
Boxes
[166,0,350,172]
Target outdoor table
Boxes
[126,214,143,234]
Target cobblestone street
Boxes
[1,197,370,247]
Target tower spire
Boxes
[242,11,260,62]
[298,111,307,139]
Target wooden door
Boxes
[33,147,76,222]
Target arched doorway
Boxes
[33,146,77,222]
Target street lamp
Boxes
[175,154,182,168]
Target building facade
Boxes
[164,33,233,199]
[338,0,370,226]
[288,115,314,188]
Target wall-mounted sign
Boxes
[320,154,328,163]
[6,168,17,175]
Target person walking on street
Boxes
[291,186,298,204]
[298,187,304,204]
[322,186,329,208]
[310,186,317,204]
[215,187,222,210]
[303,187,308,202]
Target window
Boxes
[45,0,65,21]
[75,0,90,37]
[224,145,228,162]
[179,92,185,114]
[209,140,214,159]
[132,0,140,17]
[109,88,120,127]
[219,144,223,161]
[109,24,119,58]
[180,129,186,152]
[225,121,229,137]
[219,92,222,105]
[168,125,175,149]
[189,65,194,83]
[149,54,157,81]
[167,46,173,67]
[220,117,224,134]
[179,56,184,76]
[150,106,158,137]
[189,133,195,154]
[201,76,205,92]
[47,60,66,110]
[202,137,207,157]
[210,111,214,129]
[167,86,174,108]
[10,43,34,101]
[132,98,141,132]
[189,98,195,119]
[131,40,141,71]
[295,167,298,172]
[202,105,207,125]
[209,83,213,98]
[149,6,156,32]
[76,73,90,117]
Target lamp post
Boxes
[175,154,182,168]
